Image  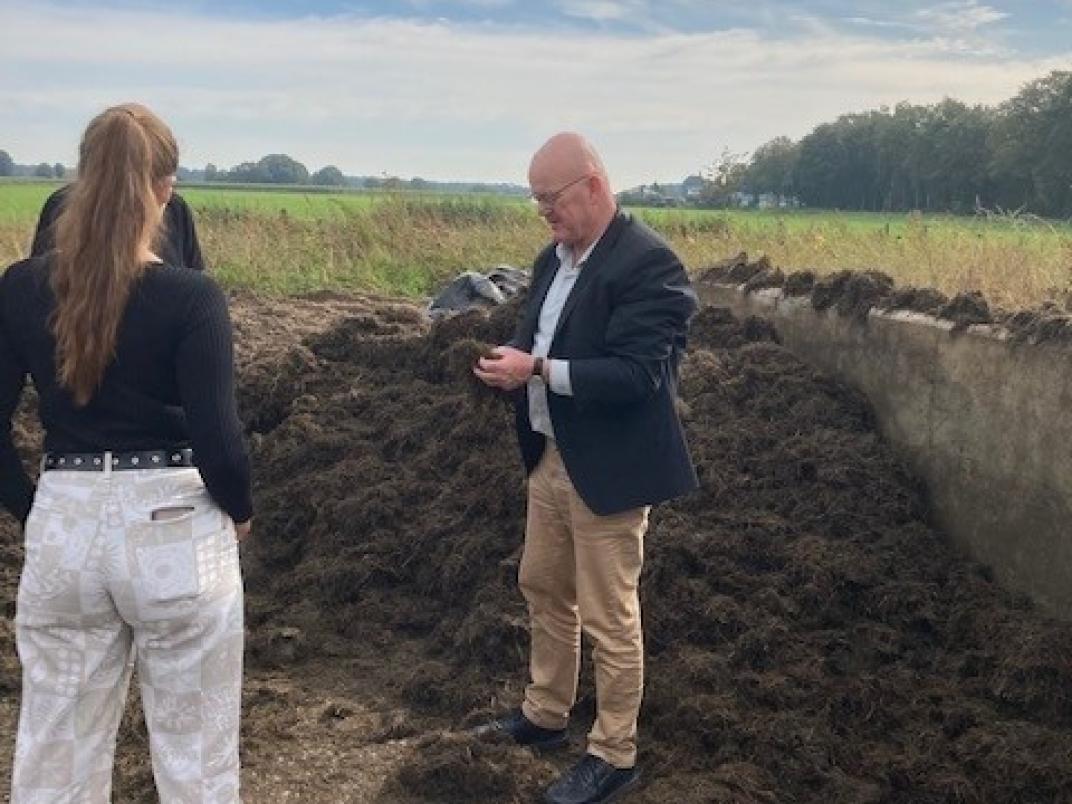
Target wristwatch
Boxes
[532,356,545,378]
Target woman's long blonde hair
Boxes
[51,103,178,405]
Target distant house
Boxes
[617,184,683,207]
[639,186,673,206]
[682,174,705,198]
[730,191,799,209]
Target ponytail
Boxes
[51,103,178,405]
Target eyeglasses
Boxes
[529,174,590,208]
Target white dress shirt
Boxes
[527,236,602,440]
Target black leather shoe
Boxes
[545,754,640,804]
[470,709,568,752]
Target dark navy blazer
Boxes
[511,211,698,515]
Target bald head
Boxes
[528,132,617,252]
[530,132,610,189]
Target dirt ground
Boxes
[1,289,1071,803]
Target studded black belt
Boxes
[41,448,195,472]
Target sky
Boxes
[1,0,1071,188]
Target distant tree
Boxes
[53,163,65,179]
[410,176,430,190]
[34,162,53,178]
[913,99,992,213]
[0,150,14,176]
[381,176,403,191]
[257,154,309,184]
[745,136,799,203]
[699,148,748,206]
[310,165,346,186]
[225,161,265,183]
[989,70,1072,217]
[874,102,927,210]
[682,175,705,194]
[793,122,849,208]
[734,68,1072,216]
[204,163,218,182]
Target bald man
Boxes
[474,132,698,804]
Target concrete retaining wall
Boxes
[697,282,1072,619]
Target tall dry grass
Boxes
[652,210,1072,309]
[2,195,1070,308]
[194,197,549,295]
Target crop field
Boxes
[2,180,1070,308]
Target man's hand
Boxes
[473,346,536,391]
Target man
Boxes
[31,181,205,271]
[474,132,698,804]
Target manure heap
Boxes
[239,295,1072,803]
[1,291,1069,804]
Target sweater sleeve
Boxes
[0,272,34,523]
[174,279,251,521]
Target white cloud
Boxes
[916,1,1008,34]
[555,0,647,23]
[845,16,917,31]
[0,1,1066,186]
[404,0,516,10]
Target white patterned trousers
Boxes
[11,466,244,803]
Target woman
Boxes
[0,103,251,802]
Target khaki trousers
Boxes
[519,443,649,768]
[11,466,244,804]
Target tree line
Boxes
[0,152,66,179]
[194,154,347,186]
[0,151,362,187]
[188,156,521,193]
[732,70,1072,218]
[1,148,522,195]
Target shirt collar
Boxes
[554,218,611,272]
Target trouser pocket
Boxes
[132,519,202,604]
[150,505,196,521]
[125,489,234,621]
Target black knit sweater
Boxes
[0,256,251,523]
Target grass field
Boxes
[2,180,1070,307]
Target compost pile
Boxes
[236,294,1072,803]
[1,289,1071,803]
[702,250,1072,341]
